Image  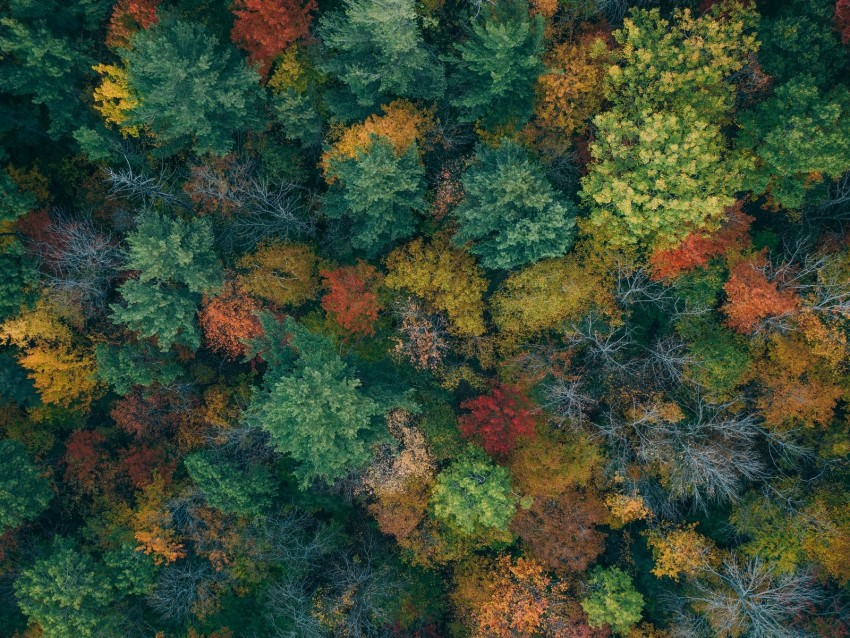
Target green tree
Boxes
[102,544,158,597]
[110,281,201,352]
[453,139,576,270]
[581,566,644,636]
[430,454,517,537]
[448,3,544,130]
[318,0,445,120]
[125,210,223,294]
[184,450,277,516]
[94,341,183,395]
[737,78,850,210]
[323,136,425,257]
[14,540,116,638]
[124,15,263,156]
[0,439,52,530]
[0,240,38,322]
[247,316,389,488]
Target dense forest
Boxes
[2,0,850,636]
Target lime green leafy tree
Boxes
[581,566,645,636]
[453,139,576,270]
[430,452,518,537]
[580,6,757,250]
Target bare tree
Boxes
[148,560,224,624]
[678,557,823,638]
[36,211,123,312]
[543,375,598,427]
[104,164,188,210]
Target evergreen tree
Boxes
[247,316,389,487]
[110,281,201,352]
[185,450,277,516]
[453,139,576,270]
[323,136,425,257]
[448,2,544,130]
[581,566,644,636]
[124,15,263,156]
[318,0,445,120]
[0,439,52,530]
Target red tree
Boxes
[650,203,753,280]
[64,431,107,490]
[459,384,536,457]
[838,0,850,45]
[199,283,263,359]
[722,257,799,333]
[230,0,317,77]
[106,0,160,49]
[119,444,174,489]
[321,261,383,337]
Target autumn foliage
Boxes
[230,0,316,77]
[199,283,263,359]
[837,0,850,45]
[649,204,753,280]
[106,0,160,49]
[458,384,536,457]
[722,257,799,333]
[321,261,383,336]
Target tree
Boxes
[449,1,545,130]
[737,78,850,210]
[95,340,182,395]
[125,210,222,294]
[581,566,644,636]
[230,0,316,77]
[0,439,51,530]
[678,557,822,638]
[722,257,799,334]
[317,0,445,119]
[124,15,263,156]
[14,540,117,638]
[198,283,263,359]
[580,6,756,250]
[471,556,575,638]
[106,0,160,49]
[452,140,577,270]
[236,241,319,308]
[511,486,607,575]
[385,234,487,337]
[458,384,536,457]
[430,454,517,537]
[839,0,850,46]
[184,450,276,516]
[321,261,383,337]
[247,316,389,487]
[644,524,718,581]
[524,31,611,156]
[110,281,201,352]
[323,136,426,257]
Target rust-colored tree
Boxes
[458,384,536,457]
[511,486,607,575]
[649,204,753,281]
[106,0,160,49]
[837,0,850,45]
[199,283,263,359]
[722,256,799,333]
[321,261,383,337]
[63,431,107,492]
[230,0,317,77]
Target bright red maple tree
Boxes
[230,0,317,77]
[321,261,383,337]
[459,384,536,457]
